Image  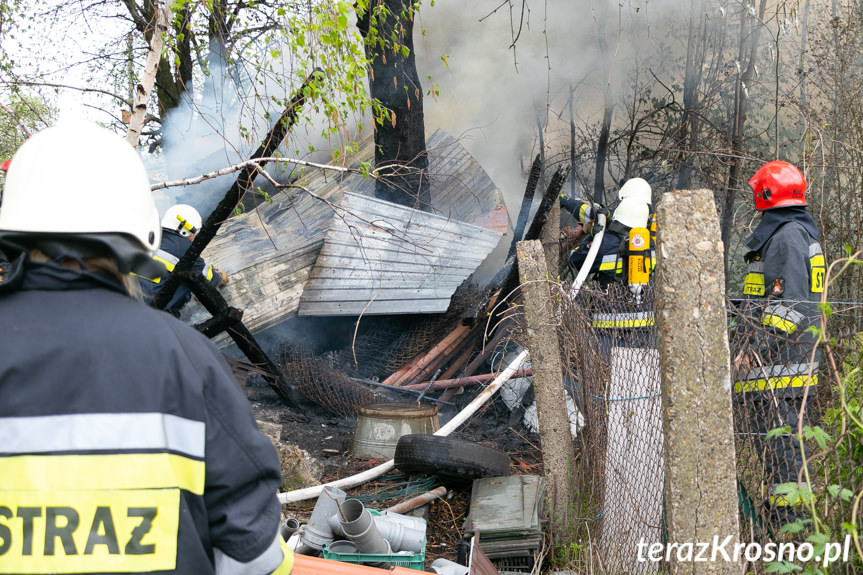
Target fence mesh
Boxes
[561,282,663,574]
[560,282,863,573]
[729,299,863,573]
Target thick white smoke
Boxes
[414,0,687,209]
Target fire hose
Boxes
[568,210,606,300]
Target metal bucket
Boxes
[351,402,439,459]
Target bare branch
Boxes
[0,102,33,137]
[150,157,378,191]
[3,80,132,108]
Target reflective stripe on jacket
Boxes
[591,311,655,329]
[560,197,595,224]
[736,209,824,395]
[0,260,286,574]
[138,229,221,318]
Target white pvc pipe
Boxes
[568,210,606,300]
[277,349,530,504]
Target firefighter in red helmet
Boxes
[734,160,825,528]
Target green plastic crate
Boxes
[320,541,426,570]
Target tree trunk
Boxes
[676,0,705,190]
[175,7,194,102]
[569,83,577,198]
[593,0,614,206]
[120,0,190,122]
[125,0,170,148]
[357,0,429,210]
[721,0,767,273]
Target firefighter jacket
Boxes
[568,222,656,335]
[0,256,292,575]
[560,197,597,224]
[569,220,630,288]
[138,229,222,318]
[736,207,825,396]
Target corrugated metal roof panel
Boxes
[180,129,508,343]
[298,192,503,316]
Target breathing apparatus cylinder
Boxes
[627,227,651,302]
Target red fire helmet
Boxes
[748,160,807,210]
[0,159,10,171]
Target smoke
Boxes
[148,46,351,219]
[413,0,691,210]
[150,1,706,236]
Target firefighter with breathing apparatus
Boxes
[0,120,293,575]
[734,160,825,526]
[137,203,229,318]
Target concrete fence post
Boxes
[655,189,740,574]
[516,239,574,531]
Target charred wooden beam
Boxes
[523,166,570,243]
[178,270,305,412]
[151,69,323,311]
[495,166,569,300]
[506,154,543,261]
[487,155,544,295]
[193,306,243,339]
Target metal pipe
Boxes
[402,369,532,391]
[385,486,447,514]
[277,349,529,504]
[281,517,300,540]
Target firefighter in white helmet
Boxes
[138,203,229,318]
[0,121,293,575]
[567,197,650,288]
[559,178,653,262]
[617,177,652,204]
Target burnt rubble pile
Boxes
[271,282,491,417]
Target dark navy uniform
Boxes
[0,256,290,574]
[138,229,223,317]
[560,197,597,225]
[568,220,629,289]
[735,206,825,499]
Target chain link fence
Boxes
[730,299,863,573]
[561,283,663,574]
[561,282,863,573]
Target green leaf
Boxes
[802,425,831,449]
[766,426,791,440]
[779,518,808,534]
[807,532,831,546]
[766,561,803,573]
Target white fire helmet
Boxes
[0,120,161,271]
[612,197,650,229]
[161,204,202,237]
[617,177,653,205]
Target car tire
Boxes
[394,434,510,483]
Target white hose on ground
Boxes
[568,210,606,300]
[277,349,530,504]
